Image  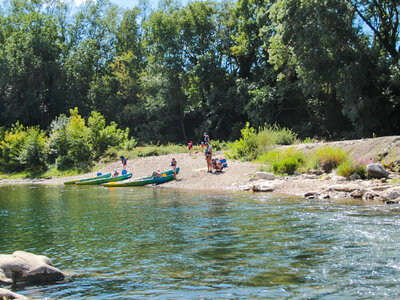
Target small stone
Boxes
[304,191,319,198]
[349,174,361,181]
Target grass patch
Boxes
[337,160,367,178]
[227,123,298,161]
[259,147,305,175]
[0,166,84,179]
[307,146,347,172]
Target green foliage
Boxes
[260,147,305,175]
[227,123,298,160]
[0,0,399,149]
[47,108,131,171]
[309,146,347,172]
[18,127,48,171]
[0,122,26,172]
[301,137,317,144]
[88,111,135,158]
[337,160,367,179]
[134,144,187,158]
[227,122,258,160]
[210,140,229,151]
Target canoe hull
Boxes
[105,168,178,187]
[64,173,112,185]
[76,173,132,185]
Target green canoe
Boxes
[76,173,132,185]
[104,168,179,187]
[64,173,112,185]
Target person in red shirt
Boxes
[188,141,193,155]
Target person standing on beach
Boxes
[188,141,193,155]
[120,155,127,170]
[203,132,210,144]
[171,158,177,179]
[204,142,212,173]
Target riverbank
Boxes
[1,136,400,203]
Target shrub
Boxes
[18,127,48,171]
[65,108,92,170]
[0,122,26,172]
[210,139,228,151]
[261,147,305,175]
[337,160,367,179]
[135,144,186,157]
[48,114,69,163]
[309,146,347,172]
[88,111,134,158]
[227,123,298,161]
[227,122,258,160]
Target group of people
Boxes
[201,132,223,173]
[118,155,178,180]
[115,132,221,181]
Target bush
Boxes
[261,147,305,175]
[18,127,48,171]
[227,123,298,161]
[309,146,347,172]
[337,160,367,178]
[48,114,69,163]
[135,144,186,157]
[0,122,26,172]
[210,139,229,151]
[227,122,258,160]
[88,111,134,158]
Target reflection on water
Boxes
[1,185,400,298]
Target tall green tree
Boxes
[0,0,66,127]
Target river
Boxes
[1,184,400,299]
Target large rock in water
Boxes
[0,251,65,284]
[367,163,389,178]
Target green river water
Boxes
[1,184,400,299]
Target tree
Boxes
[346,0,400,61]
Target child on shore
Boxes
[204,142,212,173]
[171,158,177,179]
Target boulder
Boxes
[351,189,367,198]
[254,172,275,180]
[367,164,389,178]
[0,251,65,284]
[0,288,27,299]
[304,191,320,199]
[252,181,275,192]
[326,184,360,193]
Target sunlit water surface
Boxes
[1,184,400,299]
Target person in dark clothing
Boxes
[120,155,127,170]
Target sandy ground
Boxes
[45,151,261,190]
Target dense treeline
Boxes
[0,0,399,144]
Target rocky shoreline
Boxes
[239,169,400,204]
